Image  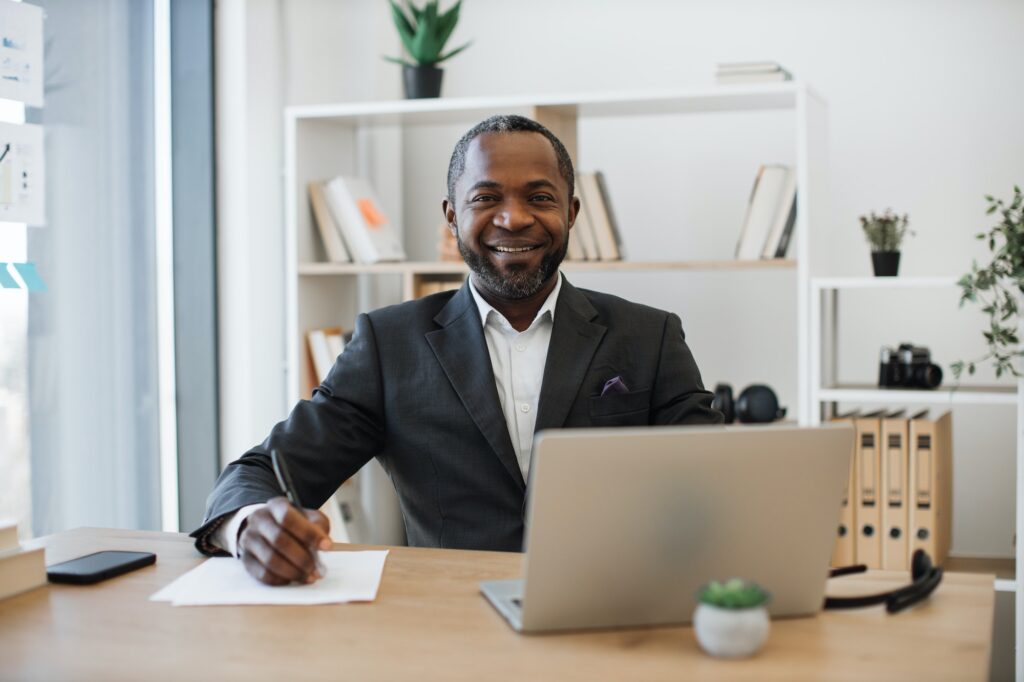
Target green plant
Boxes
[385,0,471,68]
[697,579,769,610]
[860,209,912,252]
[953,186,1024,380]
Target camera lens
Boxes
[914,363,943,389]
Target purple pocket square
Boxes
[601,376,630,396]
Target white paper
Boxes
[0,1,45,107]
[0,122,45,224]
[150,550,388,606]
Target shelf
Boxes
[286,83,814,125]
[817,384,1017,406]
[945,555,1015,581]
[812,276,960,290]
[298,259,797,277]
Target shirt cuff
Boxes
[211,503,266,558]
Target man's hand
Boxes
[238,496,332,586]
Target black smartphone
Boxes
[47,550,156,585]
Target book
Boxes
[761,169,797,258]
[0,545,45,601]
[308,182,352,263]
[716,71,792,85]
[572,180,600,260]
[0,521,17,554]
[307,327,343,384]
[594,171,625,260]
[323,176,406,264]
[566,223,586,260]
[578,171,621,261]
[716,61,788,74]
[735,165,789,260]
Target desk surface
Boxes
[0,528,994,681]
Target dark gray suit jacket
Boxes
[191,277,722,554]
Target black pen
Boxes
[271,448,328,578]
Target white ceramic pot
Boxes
[693,603,770,658]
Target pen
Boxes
[270,447,328,579]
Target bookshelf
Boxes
[807,277,1023,622]
[283,83,826,550]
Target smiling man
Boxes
[191,114,722,586]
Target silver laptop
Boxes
[481,423,854,633]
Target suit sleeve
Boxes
[650,312,724,425]
[190,313,386,554]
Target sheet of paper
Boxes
[0,0,45,107]
[0,122,45,224]
[150,550,388,606]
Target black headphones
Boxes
[712,383,787,424]
[824,549,943,613]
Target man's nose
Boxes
[493,200,534,231]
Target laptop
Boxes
[481,423,854,633]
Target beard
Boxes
[457,231,568,300]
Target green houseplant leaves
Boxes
[953,186,1024,380]
[385,0,471,67]
[697,579,769,610]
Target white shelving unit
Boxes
[808,275,1024,675]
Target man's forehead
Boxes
[460,131,562,184]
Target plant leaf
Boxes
[436,40,472,64]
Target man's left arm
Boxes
[650,312,724,425]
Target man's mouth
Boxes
[489,244,542,253]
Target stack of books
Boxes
[0,520,45,600]
[734,164,797,260]
[716,61,793,85]
[309,176,406,264]
[566,171,624,262]
[831,410,953,570]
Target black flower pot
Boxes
[871,251,901,277]
[402,65,443,99]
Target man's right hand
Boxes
[237,496,332,586]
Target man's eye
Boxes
[471,195,497,202]
[531,194,554,202]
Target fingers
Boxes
[237,498,328,585]
[303,509,332,549]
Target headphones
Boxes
[712,383,787,424]
[824,549,944,613]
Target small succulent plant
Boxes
[385,0,471,68]
[698,579,769,609]
[861,209,912,252]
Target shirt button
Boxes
[515,344,526,352]
[520,403,531,413]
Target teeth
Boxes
[493,245,537,253]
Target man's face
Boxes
[444,131,577,300]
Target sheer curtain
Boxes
[25,0,161,534]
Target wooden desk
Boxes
[0,528,994,681]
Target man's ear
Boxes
[441,197,458,236]
[567,195,581,230]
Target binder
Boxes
[830,410,858,567]
[880,411,910,571]
[853,410,885,569]
[909,411,953,565]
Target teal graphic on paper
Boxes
[0,263,18,289]
[11,262,46,291]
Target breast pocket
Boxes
[589,389,651,427]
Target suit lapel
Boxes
[535,279,607,433]
[426,282,525,490]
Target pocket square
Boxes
[601,375,629,396]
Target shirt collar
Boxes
[468,271,563,330]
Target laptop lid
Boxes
[517,423,853,632]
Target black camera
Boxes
[878,343,943,389]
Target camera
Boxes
[878,343,943,389]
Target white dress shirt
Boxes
[211,274,562,555]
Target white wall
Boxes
[218,0,1024,556]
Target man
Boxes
[192,114,722,585]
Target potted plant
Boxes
[952,186,1024,380]
[861,209,912,276]
[385,0,471,99]
[693,579,771,658]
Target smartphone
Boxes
[47,550,156,585]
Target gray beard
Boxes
[457,233,567,300]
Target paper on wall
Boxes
[0,121,44,225]
[0,0,45,107]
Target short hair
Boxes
[446,114,575,204]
